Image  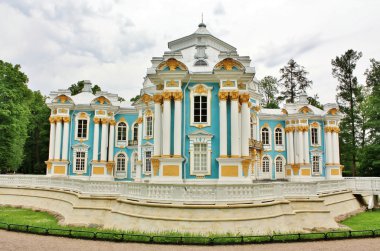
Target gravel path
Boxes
[1,230,380,251]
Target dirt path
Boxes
[1,230,380,251]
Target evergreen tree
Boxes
[259,76,279,108]
[331,49,363,176]
[279,59,313,103]
[69,80,101,95]
[0,60,32,173]
[307,94,324,110]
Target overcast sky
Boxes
[1,0,379,103]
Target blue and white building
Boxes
[45,23,343,182]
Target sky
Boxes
[1,0,379,103]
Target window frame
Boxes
[193,143,208,172]
[144,150,152,174]
[262,156,270,173]
[312,155,321,175]
[72,144,89,174]
[116,121,128,147]
[189,133,212,176]
[132,122,139,143]
[143,110,154,139]
[131,151,138,174]
[75,113,90,141]
[275,155,285,173]
[189,84,213,128]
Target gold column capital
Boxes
[62,117,70,123]
[239,93,250,103]
[101,118,109,124]
[93,117,101,124]
[109,119,116,126]
[229,91,239,101]
[136,117,143,124]
[173,91,183,101]
[162,91,172,101]
[218,91,229,101]
[49,117,55,123]
[153,94,163,103]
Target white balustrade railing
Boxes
[1,175,379,203]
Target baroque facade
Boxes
[45,23,343,182]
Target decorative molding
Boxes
[152,94,162,103]
[214,58,244,71]
[218,91,229,101]
[172,91,183,101]
[239,93,250,103]
[229,91,239,101]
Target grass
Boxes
[342,210,380,230]
[1,206,380,244]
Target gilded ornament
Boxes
[173,91,183,101]
[194,84,208,94]
[327,108,338,115]
[218,91,229,101]
[214,58,244,71]
[300,119,307,123]
[108,111,113,116]
[136,117,143,124]
[299,106,312,114]
[251,105,261,112]
[281,109,288,115]
[79,112,88,119]
[58,95,68,103]
[229,91,239,101]
[162,91,172,100]
[97,96,108,105]
[310,122,319,128]
[239,93,250,103]
[285,126,295,133]
[98,110,105,115]
[167,58,180,71]
[153,94,163,103]
[62,117,70,123]
[151,158,160,176]
[49,117,55,123]
[141,94,152,104]
[59,108,68,113]
[145,109,153,116]
[166,80,180,87]
[101,118,109,124]
[109,120,116,126]
[93,117,101,124]
[222,80,235,87]
[156,84,164,90]
[238,82,247,90]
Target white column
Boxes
[289,130,294,164]
[294,130,299,164]
[93,119,100,162]
[325,130,332,164]
[173,92,182,156]
[61,117,70,161]
[303,130,309,164]
[241,98,250,157]
[162,94,172,156]
[298,129,304,164]
[333,131,340,164]
[135,110,143,181]
[238,109,241,156]
[100,119,109,161]
[153,95,162,156]
[48,117,56,160]
[219,93,227,156]
[286,130,290,163]
[108,121,115,161]
[54,118,62,160]
[230,94,239,157]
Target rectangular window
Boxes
[312,156,320,173]
[145,151,152,172]
[75,151,86,172]
[194,143,207,171]
[77,119,87,138]
[311,128,318,145]
[117,123,127,142]
[146,116,153,137]
[194,96,207,123]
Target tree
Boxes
[307,94,324,110]
[19,91,50,174]
[331,49,363,176]
[358,59,380,176]
[130,95,141,103]
[69,80,101,95]
[279,59,313,103]
[259,76,279,108]
[0,60,32,173]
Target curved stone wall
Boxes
[0,186,362,235]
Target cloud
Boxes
[255,35,325,68]
[214,2,225,15]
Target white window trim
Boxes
[189,133,212,176]
[72,143,89,174]
[261,126,272,151]
[131,122,139,143]
[274,127,285,151]
[143,110,154,139]
[115,121,129,147]
[310,123,322,147]
[189,84,213,127]
[260,155,272,178]
[74,113,90,141]
[143,147,153,174]
[130,151,138,176]
[220,79,237,90]
[114,151,128,178]
[310,149,323,175]
[274,155,286,173]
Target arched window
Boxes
[194,60,207,66]
[116,153,126,172]
[117,122,127,144]
[262,156,270,173]
[311,128,319,145]
[133,123,138,141]
[132,152,138,173]
[145,115,153,138]
[262,128,269,145]
[275,156,283,172]
[250,117,255,139]
[275,128,283,145]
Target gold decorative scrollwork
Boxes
[136,117,143,124]
[194,84,208,94]
[162,91,172,100]
[153,94,162,103]
[141,94,152,105]
[93,118,100,124]
[239,93,250,103]
[218,91,229,101]
[229,91,239,101]
[214,58,244,71]
[173,92,183,101]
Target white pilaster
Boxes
[219,95,227,156]
[108,121,115,161]
[93,119,100,162]
[303,130,309,164]
[162,95,171,156]
[298,129,304,164]
[294,130,299,164]
[48,118,56,160]
[173,93,182,156]
[61,117,70,161]
[289,130,294,164]
[153,96,162,156]
[54,118,62,160]
[100,120,109,161]
[135,110,143,182]
[333,132,340,164]
[241,99,250,157]
[325,131,332,164]
[230,96,239,157]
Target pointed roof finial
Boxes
[198,13,206,28]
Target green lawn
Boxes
[342,210,380,230]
